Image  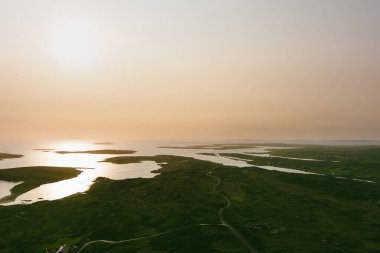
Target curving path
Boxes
[76,171,258,253]
[76,223,223,253]
[207,172,258,253]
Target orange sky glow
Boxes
[0,0,379,141]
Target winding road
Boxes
[76,172,258,253]
[76,223,224,253]
[207,172,258,253]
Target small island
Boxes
[94,142,114,145]
[56,149,136,155]
[103,155,169,164]
[0,166,81,203]
[0,153,23,161]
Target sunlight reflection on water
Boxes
[10,161,160,205]
[0,140,301,205]
[0,181,22,199]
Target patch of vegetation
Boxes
[0,153,23,161]
[158,144,260,150]
[158,143,300,150]
[56,149,135,155]
[0,166,81,203]
[0,155,379,252]
[218,145,380,182]
[80,226,242,253]
[102,155,179,165]
[219,167,380,253]
[94,142,114,145]
[269,145,380,161]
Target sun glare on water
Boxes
[49,20,100,67]
[52,140,94,152]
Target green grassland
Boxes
[158,144,260,150]
[0,155,379,252]
[0,166,81,203]
[269,145,380,161]
[0,153,23,161]
[158,143,299,150]
[56,149,136,154]
[215,145,380,182]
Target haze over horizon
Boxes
[1,0,379,141]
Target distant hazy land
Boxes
[0,153,23,161]
[56,149,136,155]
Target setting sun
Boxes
[49,20,100,67]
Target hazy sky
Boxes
[0,0,379,141]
